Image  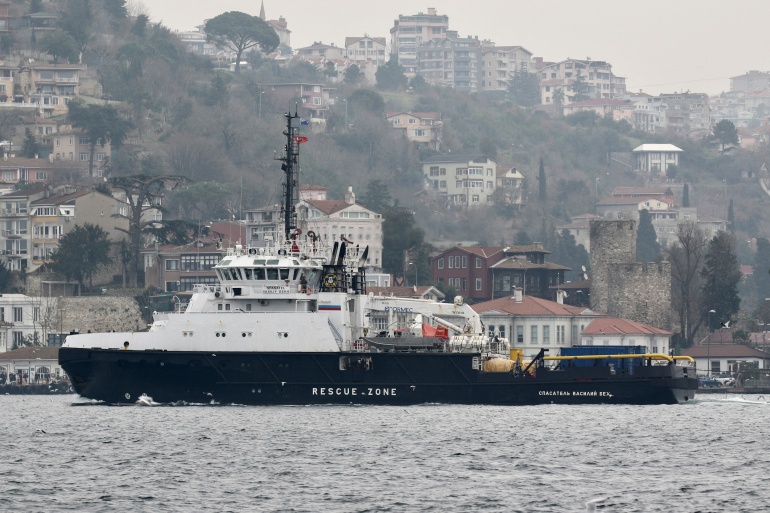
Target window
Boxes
[437,258,444,269]
[462,256,467,268]
[476,258,482,269]
[543,326,550,345]
[531,325,538,344]
[516,325,523,343]
[454,256,461,268]
[475,278,482,291]
[448,257,453,269]
[556,325,565,345]
[165,259,180,271]
[13,306,22,322]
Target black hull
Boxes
[59,348,698,406]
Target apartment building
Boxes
[657,92,710,134]
[345,36,387,66]
[730,71,770,93]
[536,58,626,103]
[295,42,347,61]
[479,45,533,92]
[51,131,110,174]
[416,31,482,91]
[17,63,82,117]
[421,154,497,207]
[390,7,449,74]
[562,98,636,123]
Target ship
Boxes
[59,111,699,406]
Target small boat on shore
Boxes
[58,111,698,406]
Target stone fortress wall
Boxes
[590,219,672,330]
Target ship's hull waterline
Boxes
[59,347,697,406]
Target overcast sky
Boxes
[140,0,769,96]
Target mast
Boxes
[279,110,303,240]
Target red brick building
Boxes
[431,244,569,302]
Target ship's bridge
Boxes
[214,253,324,298]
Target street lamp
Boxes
[708,309,715,376]
[343,98,348,129]
[258,90,265,118]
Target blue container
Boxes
[558,345,647,371]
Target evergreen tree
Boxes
[344,64,363,84]
[537,157,546,202]
[205,11,279,73]
[570,70,592,102]
[713,119,739,152]
[360,179,392,213]
[382,207,425,278]
[0,259,12,292]
[701,231,741,330]
[551,229,590,282]
[21,128,40,158]
[513,230,533,246]
[508,71,541,107]
[51,223,112,292]
[67,99,134,177]
[682,183,690,207]
[754,238,770,308]
[375,56,408,91]
[636,209,661,262]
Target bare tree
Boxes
[666,221,709,347]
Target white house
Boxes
[581,317,672,355]
[472,288,604,359]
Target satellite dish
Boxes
[413,284,417,293]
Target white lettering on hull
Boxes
[311,387,397,397]
[538,390,613,397]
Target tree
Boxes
[754,238,770,309]
[204,11,279,74]
[682,183,690,208]
[0,259,12,292]
[508,71,541,107]
[701,230,741,330]
[29,0,44,13]
[109,175,190,287]
[666,222,709,347]
[21,128,41,159]
[171,181,233,221]
[552,87,564,111]
[713,119,739,152]
[360,179,393,213]
[636,209,661,263]
[40,31,80,64]
[375,56,408,91]
[67,99,134,177]
[348,89,385,117]
[537,157,546,202]
[570,71,592,102]
[382,207,425,277]
[550,229,590,282]
[344,64,363,85]
[51,224,112,292]
[513,231,534,246]
[409,74,428,93]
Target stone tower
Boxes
[589,220,636,314]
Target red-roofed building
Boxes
[681,344,770,376]
[473,287,604,358]
[582,317,673,355]
[432,243,568,302]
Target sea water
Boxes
[1,393,767,512]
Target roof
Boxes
[490,259,571,271]
[385,111,441,120]
[435,246,505,259]
[632,144,683,153]
[611,187,673,196]
[473,295,592,317]
[345,36,386,46]
[0,346,59,361]
[681,344,770,359]
[305,199,355,215]
[565,99,635,108]
[421,154,492,164]
[583,317,672,336]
